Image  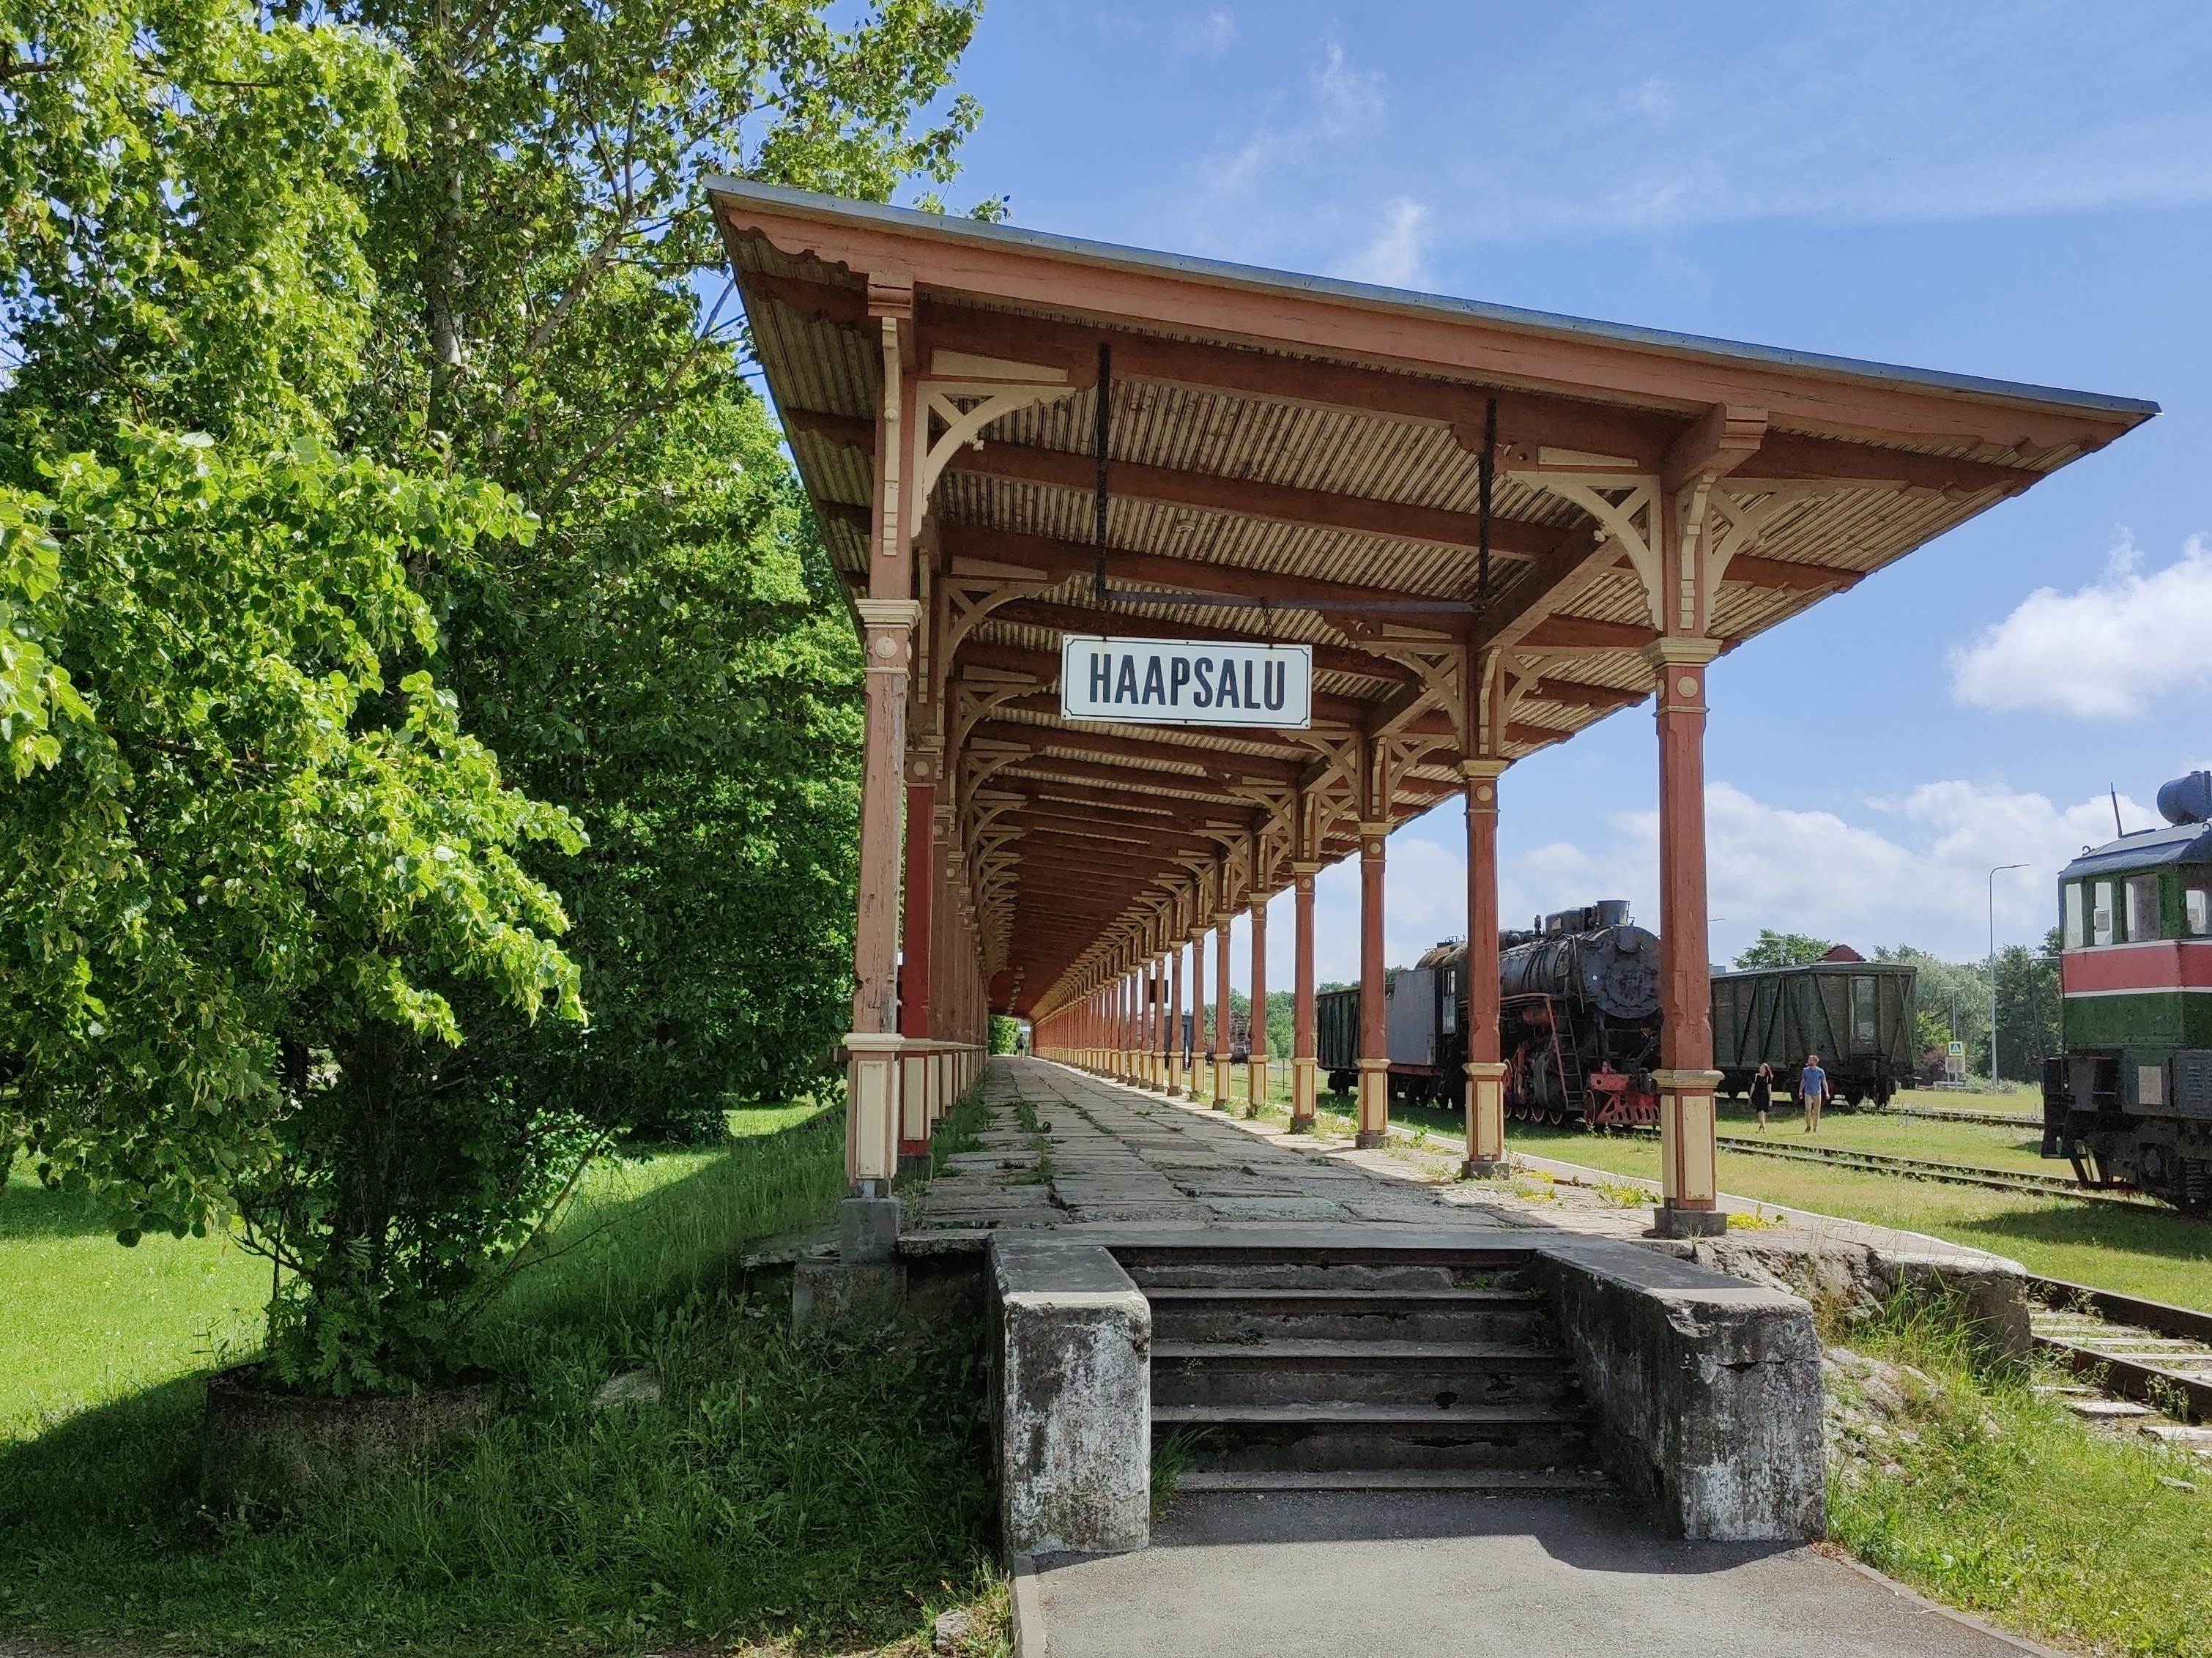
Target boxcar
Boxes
[1710,961,1917,1107]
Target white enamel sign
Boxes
[1059,636,1312,729]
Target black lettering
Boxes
[1115,655,1139,703]
[1141,655,1166,704]
[1263,660,1287,711]
[1170,657,1191,704]
[1216,655,1241,707]
[1089,651,1110,704]
[1192,658,1214,707]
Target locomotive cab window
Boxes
[2093,880,2115,946]
[2065,882,2085,949]
[2124,874,2161,942]
[2186,877,2210,937]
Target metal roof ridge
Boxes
[706,176,2160,423]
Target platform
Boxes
[1034,1490,2053,1658]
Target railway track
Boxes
[1622,1127,2155,1206]
[1860,1103,2042,1129]
[2027,1276,2212,1427]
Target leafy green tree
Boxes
[0,0,404,445]
[326,0,989,1136]
[1992,931,2063,1082]
[1876,944,1991,1077]
[1733,930,1836,970]
[0,431,586,1389]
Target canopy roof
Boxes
[709,179,2155,1018]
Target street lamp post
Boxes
[1989,863,2027,1085]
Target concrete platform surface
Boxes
[1036,1492,2045,1658]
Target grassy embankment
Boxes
[1833,1303,2212,1658]
[1212,1068,2212,1313]
[0,1097,1007,1658]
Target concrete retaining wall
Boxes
[990,1235,1152,1557]
[1529,1238,1827,1542]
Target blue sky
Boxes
[918,1,2212,985]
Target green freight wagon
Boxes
[1710,960,1918,1107]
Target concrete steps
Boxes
[1122,1245,1607,1494]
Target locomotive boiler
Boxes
[2041,770,2212,1214]
[1316,900,1664,1126]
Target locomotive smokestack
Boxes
[2157,771,2212,827]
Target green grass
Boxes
[1831,1304,2212,1658]
[1215,1067,2212,1312]
[1495,1117,2212,1313]
[1,1157,268,1444]
[0,1099,1008,1658]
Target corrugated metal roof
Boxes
[711,177,2160,422]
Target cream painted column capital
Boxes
[1638,635,1722,672]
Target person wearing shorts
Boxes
[1800,1053,1829,1133]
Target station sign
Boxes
[1059,636,1313,730]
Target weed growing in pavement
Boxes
[930,1088,991,1174]
[1150,1428,1209,1519]
[1591,1178,1652,1209]
[1726,1204,1784,1230]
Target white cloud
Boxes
[1173,11,1235,56]
[1198,38,1385,199]
[1220,775,2153,996]
[1313,41,1384,136]
[1949,535,2212,718]
[1329,196,1433,287]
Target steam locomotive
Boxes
[2041,770,2212,1214]
[1315,901,1665,1127]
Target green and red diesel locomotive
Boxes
[2042,770,2212,1213]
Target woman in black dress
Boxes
[1749,1062,1774,1134]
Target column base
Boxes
[836,1194,902,1263]
[1649,1204,1729,1239]
[1245,1059,1268,1118]
[1211,1057,1233,1109]
[1354,1130,1387,1150]
[1356,1058,1390,1145]
[895,1151,932,1186]
[1291,1055,1318,1131]
[1461,1157,1507,1180]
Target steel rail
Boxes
[2027,1276,2212,1424]
[1619,1126,2153,1205]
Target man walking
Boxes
[1799,1052,1829,1134]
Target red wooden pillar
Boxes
[1122,968,1138,1082]
[1188,927,1206,1098]
[1356,823,1390,1148]
[847,601,917,1194]
[1462,759,1508,1177]
[1291,861,1320,1131]
[1212,913,1233,1109]
[1246,894,1269,1116]
[1647,631,1724,1233]
[1168,943,1187,1096]
[897,765,935,1172]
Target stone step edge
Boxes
[1174,1468,1614,1495]
[1151,1339,1568,1364]
[1154,1402,1589,1428]
[1141,1287,1544,1305]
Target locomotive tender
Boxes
[2042,770,2212,1213]
[1317,902,1666,1126]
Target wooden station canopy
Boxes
[709,179,2155,1025]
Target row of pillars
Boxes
[1032,638,1727,1235]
